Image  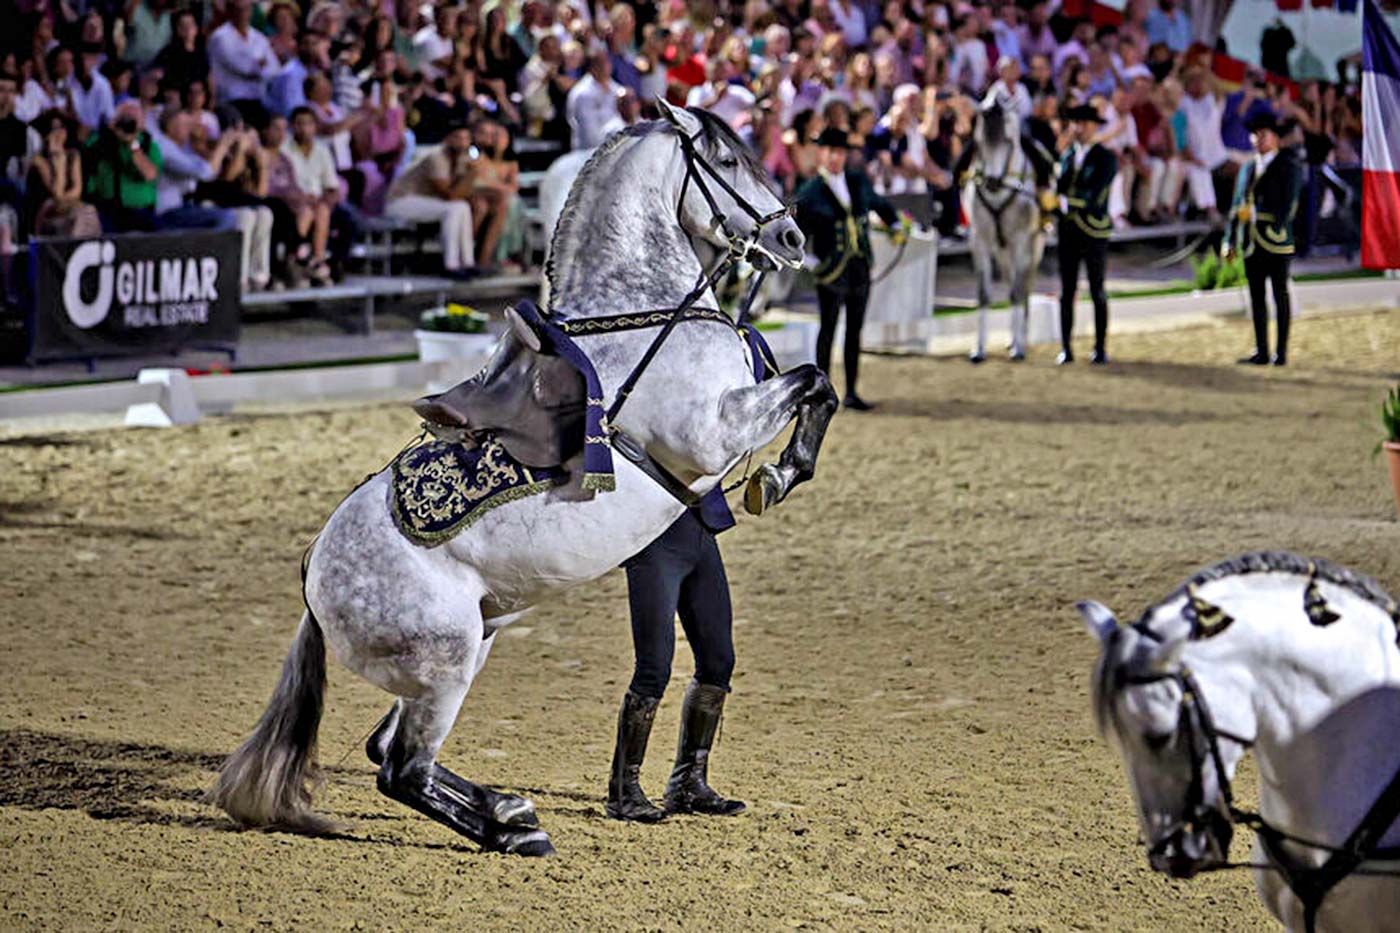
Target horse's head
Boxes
[976,93,1018,151]
[656,99,804,271]
[1079,598,1251,880]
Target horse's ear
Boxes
[506,306,543,353]
[655,97,701,135]
[1077,600,1119,643]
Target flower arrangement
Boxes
[1190,250,1245,291]
[419,303,489,334]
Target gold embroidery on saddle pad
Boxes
[389,438,566,547]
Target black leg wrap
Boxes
[665,680,746,816]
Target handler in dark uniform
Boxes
[605,484,747,822]
[793,128,901,411]
[1223,112,1302,366]
[1056,104,1118,365]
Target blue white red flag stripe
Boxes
[1362,0,1400,268]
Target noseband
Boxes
[674,126,791,263]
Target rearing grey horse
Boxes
[965,94,1046,363]
[209,102,837,856]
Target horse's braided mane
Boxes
[543,122,657,308]
[1171,550,1400,623]
[542,109,767,310]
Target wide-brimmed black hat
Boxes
[1245,110,1281,134]
[1063,104,1105,124]
[815,127,852,149]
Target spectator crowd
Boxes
[0,0,1366,295]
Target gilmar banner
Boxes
[30,231,241,361]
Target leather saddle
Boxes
[412,311,586,469]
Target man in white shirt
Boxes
[1165,68,1225,221]
[69,46,115,138]
[281,106,341,283]
[566,51,619,150]
[209,0,278,111]
[830,0,867,50]
[385,123,478,275]
[685,60,756,128]
[414,5,458,81]
[951,16,990,94]
[986,57,1032,120]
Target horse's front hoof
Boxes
[968,351,985,364]
[744,466,781,516]
[492,827,556,857]
[1008,351,1025,363]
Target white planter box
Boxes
[757,320,820,371]
[415,329,496,393]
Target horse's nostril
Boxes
[780,228,803,250]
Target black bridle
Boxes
[603,124,791,428]
[1117,622,1400,933]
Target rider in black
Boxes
[607,489,746,822]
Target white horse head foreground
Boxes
[1082,551,1400,932]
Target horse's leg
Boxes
[366,637,538,829]
[710,365,838,515]
[377,685,554,855]
[1008,260,1030,361]
[970,246,990,364]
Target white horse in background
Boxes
[964,93,1045,363]
[1081,551,1400,932]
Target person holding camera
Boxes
[1223,111,1301,367]
[84,100,163,232]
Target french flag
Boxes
[1363,0,1400,268]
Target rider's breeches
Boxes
[623,509,735,701]
[385,195,476,271]
[815,259,871,397]
[1058,223,1108,354]
[1244,252,1291,358]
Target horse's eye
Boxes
[720,156,739,169]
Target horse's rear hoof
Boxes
[491,795,539,828]
[493,828,556,857]
[968,351,985,365]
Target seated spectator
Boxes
[26,110,101,238]
[986,57,1032,119]
[69,45,116,139]
[84,100,163,232]
[1144,0,1192,55]
[1164,68,1224,222]
[184,80,221,149]
[349,76,406,215]
[471,119,520,269]
[522,33,571,142]
[154,9,211,94]
[272,106,340,285]
[306,72,355,172]
[208,0,277,123]
[1222,68,1276,163]
[150,105,273,291]
[566,50,619,150]
[124,0,174,70]
[384,120,476,276]
[0,72,37,220]
[266,29,331,119]
[687,58,757,127]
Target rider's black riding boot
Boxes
[606,691,669,823]
[664,680,746,816]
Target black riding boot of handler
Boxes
[606,691,669,822]
[664,680,746,816]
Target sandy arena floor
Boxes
[1,307,1398,930]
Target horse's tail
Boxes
[206,610,336,834]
